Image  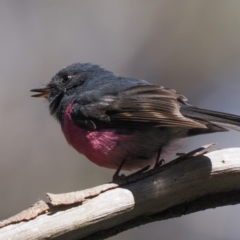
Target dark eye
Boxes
[61,75,72,84]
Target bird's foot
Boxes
[112,165,150,182]
[112,158,127,182]
[112,173,127,182]
[154,158,165,169]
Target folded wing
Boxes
[71,85,207,129]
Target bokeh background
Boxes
[1,1,240,239]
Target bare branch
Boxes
[1,148,240,240]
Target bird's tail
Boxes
[181,106,240,132]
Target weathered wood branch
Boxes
[1,148,240,240]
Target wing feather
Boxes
[71,85,206,129]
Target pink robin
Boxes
[31,63,240,179]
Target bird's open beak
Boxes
[30,87,51,98]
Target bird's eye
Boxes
[61,75,72,84]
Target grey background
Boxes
[1,1,240,239]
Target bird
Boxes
[31,63,240,179]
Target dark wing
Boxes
[71,85,207,129]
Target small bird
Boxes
[31,63,240,178]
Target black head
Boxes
[30,63,112,119]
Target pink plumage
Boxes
[62,103,137,170]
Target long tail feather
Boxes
[181,106,240,131]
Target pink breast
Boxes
[61,103,132,169]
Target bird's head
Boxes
[30,63,111,118]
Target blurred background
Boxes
[1,1,240,239]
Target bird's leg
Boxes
[112,159,127,182]
[127,149,165,178]
[113,148,167,181]
[154,148,165,168]
[112,159,151,182]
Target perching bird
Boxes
[31,63,240,178]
